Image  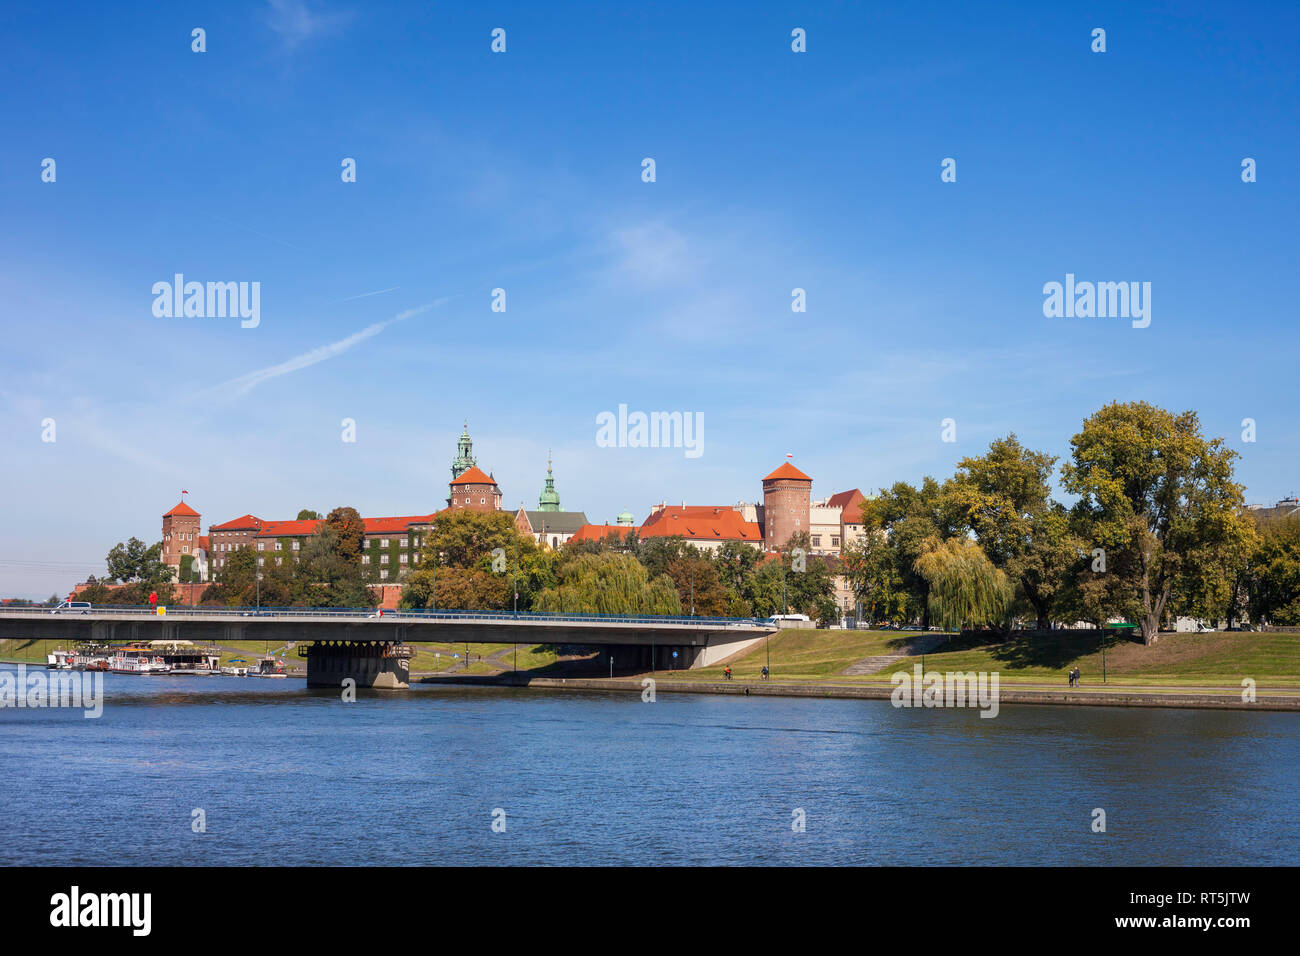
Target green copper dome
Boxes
[616,509,635,526]
[538,453,561,512]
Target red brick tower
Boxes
[762,462,812,550]
[447,466,502,512]
[162,500,201,568]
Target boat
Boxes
[45,649,74,670]
[108,646,169,675]
[250,656,288,678]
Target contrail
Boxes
[337,286,400,302]
[201,298,453,402]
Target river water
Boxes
[1,664,1295,865]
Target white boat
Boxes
[109,654,169,675]
[45,649,74,670]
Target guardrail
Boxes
[0,605,773,628]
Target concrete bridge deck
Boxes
[0,607,776,663]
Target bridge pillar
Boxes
[304,641,412,690]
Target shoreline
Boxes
[4,658,1296,711]
[423,673,1300,712]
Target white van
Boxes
[768,613,811,623]
[50,601,92,614]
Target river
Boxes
[1,664,1295,865]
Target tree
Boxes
[201,547,257,606]
[947,435,1081,629]
[665,553,730,616]
[1247,514,1300,625]
[402,510,550,611]
[105,537,171,586]
[297,509,322,521]
[1061,401,1251,644]
[841,531,908,624]
[856,479,960,625]
[534,553,681,615]
[324,507,365,564]
[912,536,1012,631]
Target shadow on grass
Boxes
[983,631,1134,671]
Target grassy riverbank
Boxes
[672,627,1300,689]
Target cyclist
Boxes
[724,666,732,680]
[760,665,769,681]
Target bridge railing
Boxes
[0,605,773,628]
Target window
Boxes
[380,554,389,565]
[812,536,821,547]
[400,538,408,548]
[258,542,265,551]
[362,555,370,565]
[274,541,282,551]
[413,554,420,564]
[257,557,264,567]
[480,498,485,505]
[831,536,840,547]
[292,541,300,551]
[182,545,189,553]
[399,554,408,564]
[275,557,282,566]
[380,570,388,580]
[464,497,470,504]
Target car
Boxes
[50,601,92,614]
[768,613,811,623]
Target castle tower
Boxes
[448,466,502,512]
[162,498,201,568]
[451,422,477,479]
[762,462,812,551]
[538,452,561,512]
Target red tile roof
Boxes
[256,519,322,538]
[210,514,263,531]
[198,536,210,552]
[362,513,439,534]
[164,501,200,517]
[449,465,499,487]
[826,488,865,518]
[763,462,812,482]
[570,523,641,543]
[640,506,763,542]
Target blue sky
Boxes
[1,1,1297,597]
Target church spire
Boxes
[538,450,561,511]
[451,422,477,479]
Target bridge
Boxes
[0,606,778,688]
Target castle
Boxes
[162,425,869,622]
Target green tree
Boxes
[1247,514,1300,625]
[297,509,322,521]
[535,553,681,615]
[105,537,171,586]
[912,536,1012,631]
[947,435,1082,629]
[1062,401,1252,644]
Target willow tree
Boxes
[912,536,1012,631]
[535,553,681,615]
